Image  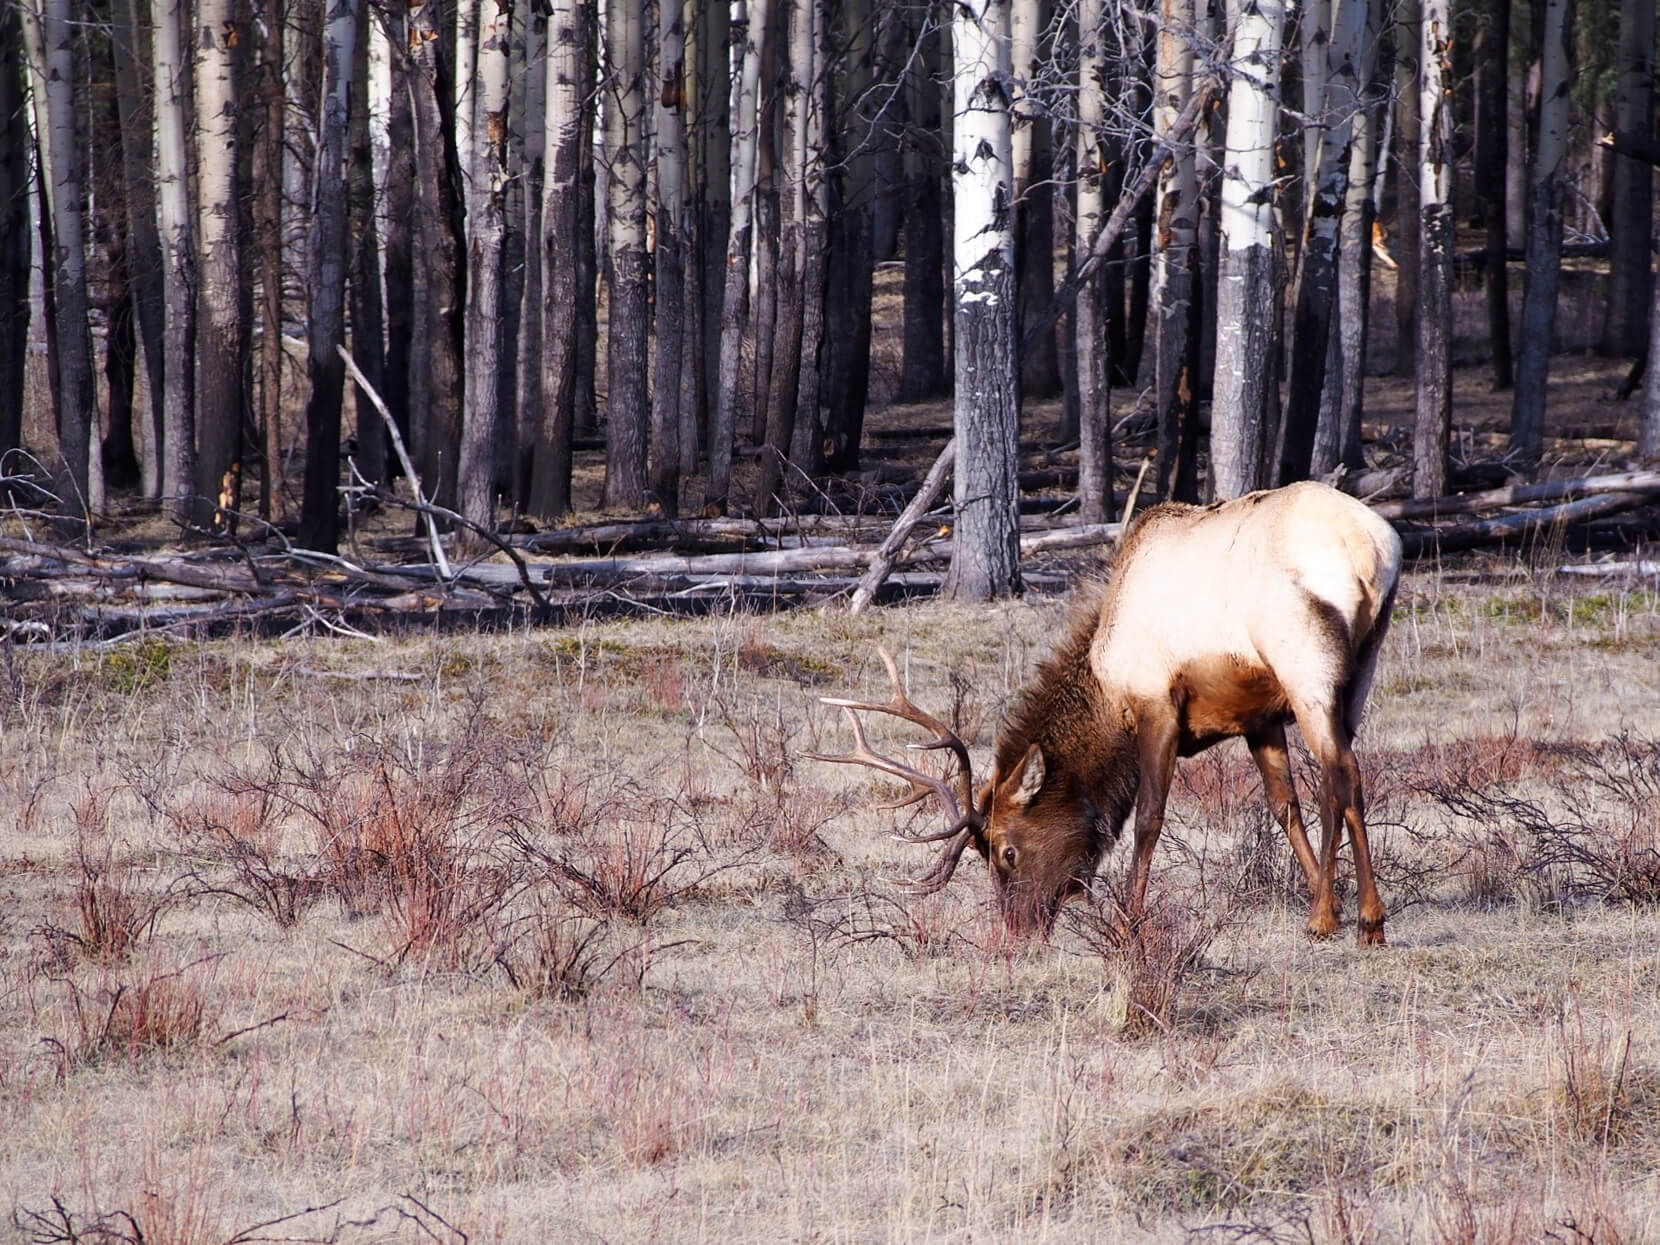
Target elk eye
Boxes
[1002,845,1017,870]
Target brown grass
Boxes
[4,556,1660,1238]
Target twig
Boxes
[848,438,956,616]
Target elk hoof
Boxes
[1357,918,1386,948]
[1304,910,1341,941]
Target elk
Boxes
[812,481,1403,946]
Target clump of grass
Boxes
[41,956,218,1071]
[98,636,175,694]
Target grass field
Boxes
[3,555,1660,1243]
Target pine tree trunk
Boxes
[0,3,27,465]
[194,0,244,529]
[1211,0,1286,500]
[787,1,830,480]
[574,15,599,437]
[299,0,356,552]
[1414,0,1456,498]
[1012,0,1058,400]
[704,0,771,511]
[111,0,165,494]
[347,15,385,489]
[1601,0,1653,357]
[530,0,584,519]
[945,0,1020,602]
[1153,0,1198,501]
[748,3,784,449]
[255,0,286,516]
[1509,0,1572,468]
[695,0,731,449]
[602,0,651,509]
[651,0,688,515]
[1476,0,1512,389]
[459,0,510,542]
[94,26,141,493]
[153,0,194,523]
[899,5,946,403]
[1278,0,1363,485]
[35,0,100,516]
[1391,0,1420,378]
[1075,0,1111,523]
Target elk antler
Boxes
[806,646,983,893]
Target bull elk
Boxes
[812,481,1403,946]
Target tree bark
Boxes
[899,5,946,404]
[512,2,546,508]
[347,13,386,490]
[1600,0,1653,357]
[1074,0,1111,523]
[1153,0,1199,501]
[0,3,27,467]
[530,0,583,519]
[1391,0,1420,379]
[652,0,688,516]
[1413,0,1456,498]
[1211,0,1287,500]
[1509,0,1573,468]
[110,0,165,494]
[459,0,510,543]
[380,5,414,458]
[1278,0,1363,485]
[1012,0,1058,400]
[944,0,1021,602]
[299,0,357,553]
[787,0,831,481]
[255,0,287,516]
[692,0,731,454]
[601,0,650,509]
[34,0,100,517]
[194,0,245,529]
[1475,0,1512,389]
[153,0,194,523]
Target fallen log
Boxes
[849,439,955,616]
[1372,470,1660,522]
[1397,492,1654,557]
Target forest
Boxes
[2,0,1658,607]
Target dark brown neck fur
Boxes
[995,582,1140,849]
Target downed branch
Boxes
[1396,492,1655,557]
[849,439,955,616]
[1373,470,1660,522]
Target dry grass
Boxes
[2,566,1660,1242]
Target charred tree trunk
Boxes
[381,4,414,458]
[1509,0,1573,468]
[1475,0,1512,389]
[1414,0,1455,498]
[1012,0,1058,400]
[1601,0,1653,358]
[255,0,287,515]
[0,4,27,466]
[945,0,1020,602]
[651,0,688,515]
[1211,0,1286,499]
[1391,0,1420,379]
[299,0,356,552]
[513,2,546,508]
[95,26,142,493]
[899,5,946,404]
[694,0,731,455]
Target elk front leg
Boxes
[1127,711,1181,925]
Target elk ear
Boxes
[1008,744,1046,807]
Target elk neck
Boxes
[994,583,1140,849]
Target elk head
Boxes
[808,647,1103,936]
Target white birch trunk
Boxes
[454,0,478,186]
[706,0,771,511]
[460,0,510,541]
[194,0,243,527]
[1414,0,1456,496]
[29,0,100,514]
[153,0,195,522]
[1211,0,1286,499]
[944,0,1020,601]
[1074,0,1110,523]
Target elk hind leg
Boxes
[1247,723,1323,899]
[1301,706,1385,947]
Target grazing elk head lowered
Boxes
[811,481,1404,946]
